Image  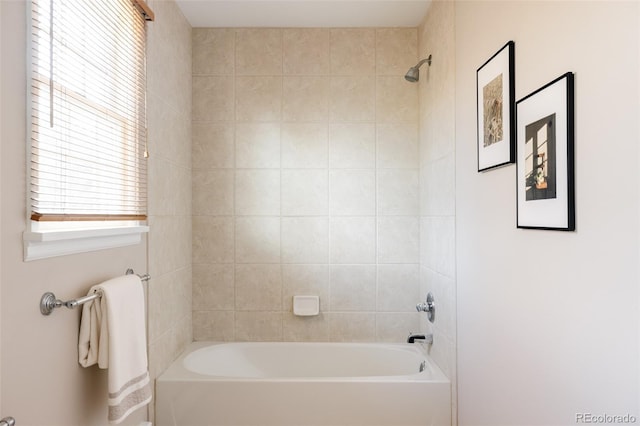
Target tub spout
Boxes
[407,333,433,344]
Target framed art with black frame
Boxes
[477,41,515,172]
[516,72,575,231]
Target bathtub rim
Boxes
[157,341,450,384]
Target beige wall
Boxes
[417,1,457,424]
[456,1,639,424]
[0,0,191,424]
[0,2,3,418]
[145,0,193,419]
[0,2,147,424]
[191,28,423,342]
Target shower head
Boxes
[404,54,432,83]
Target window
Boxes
[24,0,154,260]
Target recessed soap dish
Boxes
[293,295,319,316]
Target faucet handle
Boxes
[416,292,435,323]
[416,302,431,312]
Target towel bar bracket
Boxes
[40,290,103,316]
[126,268,150,283]
[0,416,16,426]
[40,292,63,315]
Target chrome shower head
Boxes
[404,54,432,83]
[404,67,420,82]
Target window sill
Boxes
[23,225,149,261]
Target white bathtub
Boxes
[156,341,451,426]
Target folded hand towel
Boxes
[78,275,152,424]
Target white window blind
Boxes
[30,0,152,222]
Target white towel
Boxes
[78,275,152,424]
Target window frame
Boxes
[23,0,150,261]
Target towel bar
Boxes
[40,269,151,316]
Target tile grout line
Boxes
[280,29,284,341]
[232,28,238,342]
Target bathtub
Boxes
[156,341,451,426]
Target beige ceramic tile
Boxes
[174,267,194,323]
[235,312,283,341]
[376,313,420,343]
[282,264,329,312]
[192,76,234,122]
[192,123,235,169]
[148,272,177,342]
[329,170,376,216]
[235,28,283,75]
[192,264,235,311]
[235,264,282,311]
[146,0,192,387]
[377,123,419,168]
[177,216,194,269]
[186,25,427,348]
[147,1,192,117]
[235,217,281,263]
[235,76,282,122]
[281,170,328,216]
[281,123,328,168]
[328,313,376,342]
[420,93,455,163]
[148,94,191,165]
[329,123,376,169]
[420,217,455,278]
[283,314,330,342]
[192,216,234,264]
[148,157,176,216]
[235,170,280,216]
[330,217,376,264]
[282,76,330,122]
[376,76,419,123]
[146,93,172,159]
[149,216,192,275]
[175,165,193,217]
[283,28,330,75]
[420,153,455,216]
[329,76,375,122]
[148,328,176,380]
[377,169,419,215]
[281,217,329,264]
[175,316,193,353]
[235,123,281,169]
[330,29,375,75]
[171,116,193,170]
[149,269,186,337]
[377,264,420,312]
[329,265,376,311]
[378,217,420,263]
[376,28,418,76]
[193,28,235,75]
[429,331,455,381]
[424,272,456,343]
[193,311,235,341]
[192,170,234,216]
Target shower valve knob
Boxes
[416,302,431,312]
[415,292,435,323]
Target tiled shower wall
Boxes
[192,28,423,342]
[418,1,457,423]
[146,0,193,388]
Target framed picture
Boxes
[516,72,575,231]
[477,41,515,172]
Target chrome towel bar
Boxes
[39,269,150,316]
